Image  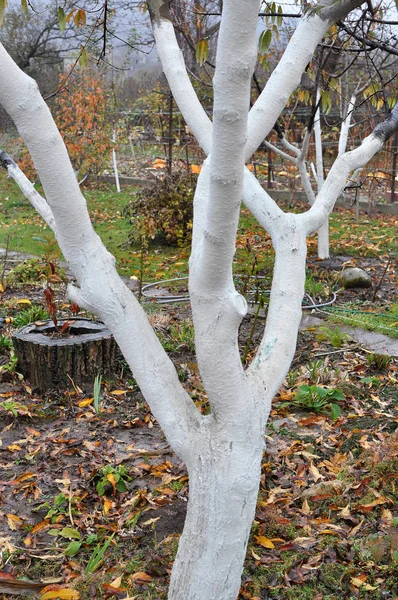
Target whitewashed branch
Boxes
[301,104,398,235]
[245,0,365,160]
[0,150,57,234]
[0,42,201,461]
[148,1,212,155]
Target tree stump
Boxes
[12,319,117,391]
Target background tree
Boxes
[0,1,397,600]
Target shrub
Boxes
[124,171,196,247]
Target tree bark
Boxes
[168,420,264,600]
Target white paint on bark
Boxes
[1,0,396,597]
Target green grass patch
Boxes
[322,304,398,338]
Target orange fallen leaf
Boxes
[130,572,153,583]
[190,164,201,174]
[103,498,113,515]
[106,473,117,495]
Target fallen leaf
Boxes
[7,514,24,530]
[309,462,325,482]
[40,585,80,599]
[110,575,123,588]
[129,572,153,583]
[350,577,377,591]
[255,535,275,549]
[78,398,93,407]
[301,498,311,515]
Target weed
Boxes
[305,272,325,298]
[0,335,12,351]
[33,493,80,523]
[317,325,350,348]
[13,305,49,327]
[366,352,392,370]
[286,368,300,388]
[85,532,115,575]
[306,359,325,383]
[92,464,132,496]
[93,374,102,413]
[0,399,28,417]
[161,319,195,353]
[290,385,344,418]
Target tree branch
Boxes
[301,104,398,234]
[245,0,366,160]
[0,41,201,461]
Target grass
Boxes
[1,173,397,291]
[322,303,398,338]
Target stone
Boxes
[338,267,372,289]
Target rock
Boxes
[338,267,372,288]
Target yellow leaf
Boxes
[40,588,80,599]
[110,390,127,396]
[340,504,351,517]
[7,514,24,530]
[142,517,160,526]
[78,398,93,407]
[350,577,377,591]
[301,498,311,515]
[17,298,31,305]
[7,444,22,452]
[251,549,261,560]
[103,498,113,515]
[255,535,275,549]
[110,575,122,589]
[0,282,4,292]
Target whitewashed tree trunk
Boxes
[314,89,330,259]
[1,1,397,598]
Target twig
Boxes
[372,256,391,302]
[68,482,74,527]
[0,235,10,289]
[313,345,361,357]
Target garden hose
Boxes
[141,276,337,310]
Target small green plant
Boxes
[305,273,325,298]
[33,493,80,523]
[291,385,344,418]
[306,359,324,383]
[317,326,350,348]
[0,335,12,351]
[0,399,28,417]
[286,368,300,388]
[85,532,115,575]
[6,255,67,286]
[13,305,49,327]
[161,320,195,353]
[93,464,132,496]
[366,352,392,370]
[93,374,102,413]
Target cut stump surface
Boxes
[12,318,117,391]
